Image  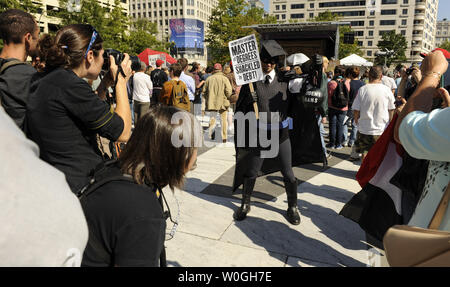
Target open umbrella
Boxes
[287,53,310,66]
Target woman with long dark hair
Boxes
[26,24,132,193]
[80,106,202,267]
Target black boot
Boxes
[233,178,255,221]
[285,179,301,225]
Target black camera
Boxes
[406,67,414,75]
[102,48,141,72]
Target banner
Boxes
[170,18,204,56]
[228,34,263,86]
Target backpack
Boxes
[0,59,27,106]
[331,79,349,108]
[77,160,171,267]
[170,80,190,112]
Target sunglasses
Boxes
[84,29,98,58]
[261,58,277,64]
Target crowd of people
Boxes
[0,8,448,267]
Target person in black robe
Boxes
[232,40,302,225]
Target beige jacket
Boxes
[203,71,232,111]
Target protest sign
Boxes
[229,34,262,118]
[229,34,263,86]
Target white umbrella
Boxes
[287,53,310,66]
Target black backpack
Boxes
[331,79,349,108]
[77,160,170,267]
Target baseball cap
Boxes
[420,48,450,59]
[156,59,164,67]
[214,63,222,71]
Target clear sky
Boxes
[438,0,450,20]
[261,0,450,20]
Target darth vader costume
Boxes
[232,40,325,225]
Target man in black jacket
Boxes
[150,59,168,106]
[0,9,39,130]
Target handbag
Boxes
[383,183,450,267]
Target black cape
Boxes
[232,74,325,192]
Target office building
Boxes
[269,0,439,63]
[435,19,450,47]
[129,0,219,66]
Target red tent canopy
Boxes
[138,48,177,66]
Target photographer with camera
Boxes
[393,49,450,235]
[397,64,422,103]
[26,24,132,193]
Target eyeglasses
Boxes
[84,29,98,58]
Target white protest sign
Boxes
[229,34,263,86]
[148,54,166,68]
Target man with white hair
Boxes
[133,61,153,122]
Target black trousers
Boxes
[244,138,296,183]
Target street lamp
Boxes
[375,49,394,68]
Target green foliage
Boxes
[128,18,169,55]
[1,0,42,14]
[205,0,277,64]
[375,31,407,67]
[313,10,340,22]
[439,40,450,52]
[57,0,165,55]
[313,10,362,59]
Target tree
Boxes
[1,0,42,13]
[127,18,169,55]
[375,31,407,67]
[313,10,363,59]
[57,0,165,55]
[439,40,450,52]
[205,0,276,64]
[101,0,130,52]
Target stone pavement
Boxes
[161,116,387,267]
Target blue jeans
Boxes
[316,114,327,157]
[328,108,346,147]
[130,101,135,125]
[343,116,358,145]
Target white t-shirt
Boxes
[132,72,153,103]
[0,107,88,266]
[352,83,396,135]
[381,76,397,92]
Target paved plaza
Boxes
[162,115,387,267]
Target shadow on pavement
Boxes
[185,176,369,266]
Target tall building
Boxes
[269,0,439,64]
[129,0,219,66]
[435,19,450,47]
[36,0,129,34]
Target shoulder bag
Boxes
[383,183,450,267]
